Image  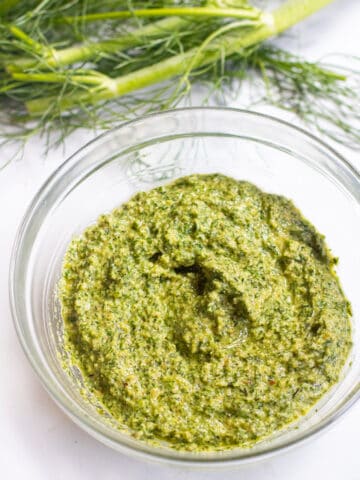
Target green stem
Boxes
[9,25,50,55]
[5,25,55,72]
[272,0,335,31]
[6,17,189,71]
[11,71,106,86]
[58,6,261,24]
[26,0,336,116]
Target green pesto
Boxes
[60,174,352,451]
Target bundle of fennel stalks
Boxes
[0,0,359,152]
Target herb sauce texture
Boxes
[60,174,352,451]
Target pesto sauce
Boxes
[60,174,352,451]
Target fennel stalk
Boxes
[26,0,336,115]
[1,0,359,151]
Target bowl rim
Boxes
[9,106,360,466]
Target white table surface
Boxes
[1,1,360,478]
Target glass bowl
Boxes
[10,108,360,467]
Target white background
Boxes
[1,1,360,479]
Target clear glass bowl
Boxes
[10,108,360,467]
